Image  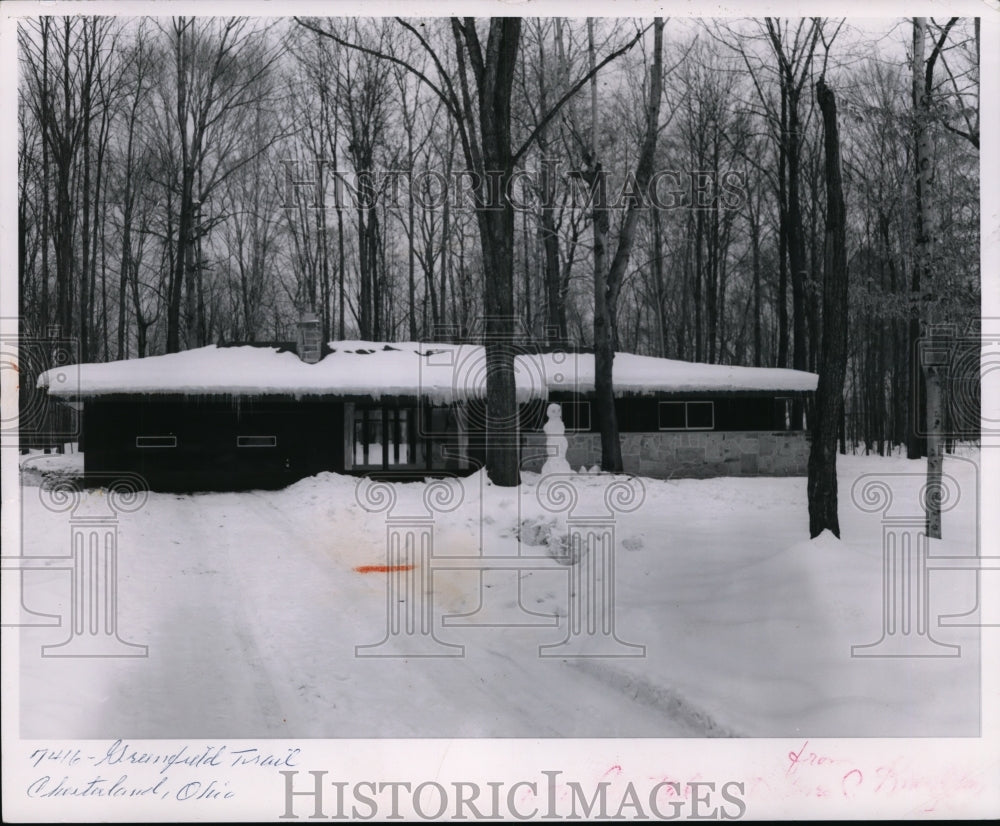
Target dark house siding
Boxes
[80,395,489,490]
[74,387,811,490]
[83,396,344,491]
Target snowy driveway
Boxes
[16,453,982,739]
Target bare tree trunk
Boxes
[694,203,704,361]
[79,62,92,362]
[534,28,567,347]
[92,98,111,359]
[652,208,666,357]
[442,175,451,330]
[786,90,806,427]
[776,87,789,368]
[40,140,50,333]
[407,128,416,340]
[748,184,763,366]
[332,125,346,339]
[913,17,942,536]
[925,350,944,537]
[906,18,932,460]
[594,17,664,473]
[473,18,522,487]
[592,163,615,469]
[807,77,849,539]
[585,19,616,471]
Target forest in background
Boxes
[16,16,981,458]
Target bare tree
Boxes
[295,15,645,485]
[335,20,393,340]
[20,18,119,351]
[807,76,849,538]
[571,18,664,472]
[153,17,283,352]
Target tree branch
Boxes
[393,18,466,121]
[925,16,959,96]
[511,23,649,166]
[293,17,458,123]
[460,18,485,86]
[940,118,979,149]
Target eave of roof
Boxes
[37,341,819,402]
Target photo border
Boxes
[2,0,997,820]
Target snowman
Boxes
[540,402,572,475]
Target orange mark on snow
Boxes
[354,564,416,574]
[2,359,18,390]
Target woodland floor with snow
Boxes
[14,449,985,739]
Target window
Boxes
[560,401,591,431]
[352,406,416,468]
[686,401,714,429]
[658,401,714,431]
[136,435,176,448]
[658,402,686,430]
[237,435,277,448]
[774,397,793,431]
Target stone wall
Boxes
[521,430,810,478]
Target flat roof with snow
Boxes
[37,341,818,403]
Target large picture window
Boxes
[352,406,416,468]
[658,401,714,431]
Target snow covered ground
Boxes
[13,449,985,739]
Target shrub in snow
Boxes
[546,531,582,566]
[517,516,579,565]
[517,517,554,546]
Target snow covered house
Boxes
[36,317,817,490]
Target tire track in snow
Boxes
[569,659,739,737]
[229,490,354,733]
[90,492,290,737]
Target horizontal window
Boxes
[658,401,714,431]
[658,402,686,430]
[136,435,176,448]
[237,435,277,448]
[686,401,714,429]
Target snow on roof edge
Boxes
[37,342,819,400]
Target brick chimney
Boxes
[295,311,322,364]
